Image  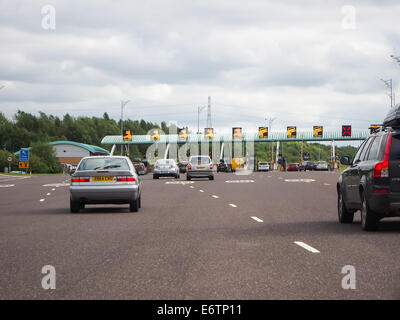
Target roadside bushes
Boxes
[0,149,18,172]
[29,142,62,173]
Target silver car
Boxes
[315,161,329,171]
[258,162,270,171]
[153,159,180,179]
[186,155,214,180]
[69,156,142,213]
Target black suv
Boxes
[338,109,400,230]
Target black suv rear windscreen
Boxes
[389,134,400,160]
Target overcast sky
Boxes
[0,0,400,134]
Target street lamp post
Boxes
[265,117,276,166]
[120,100,130,155]
[197,105,206,134]
[381,79,394,108]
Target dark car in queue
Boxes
[338,106,400,230]
[178,161,189,173]
[217,159,228,172]
[299,161,315,171]
[133,160,147,175]
[69,156,142,213]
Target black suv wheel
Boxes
[338,189,354,223]
[360,192,380,231]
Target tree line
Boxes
[0,110,165,172]
[0,110,357,172]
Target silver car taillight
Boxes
[117,176,136,182]
[71,177,90,184]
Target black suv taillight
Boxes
[374,132,392,178]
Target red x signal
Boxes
[342,125,351,137]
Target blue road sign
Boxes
[20,149,29,162]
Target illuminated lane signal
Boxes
[204,128,214,140]
[123,129,132,141]
[232,127,243,139]
[19,161,30,169]
[370,124,380,134]
[287,126,297,138]
[342,125,352,137]
[313,126,323,138]
[150,129,160,141]
[258,127,268,139]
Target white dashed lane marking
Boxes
[39,199,45,202]
[294,241,320,253]
[211,195,219,199]
[229,204,237,208]
[0,184,15,188]
[199,190,204,193]
[46,193,51,196]
[251,216,264,223]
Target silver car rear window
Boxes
[156,159,175,165]
[190,156,210,164]
[78,158,130,170]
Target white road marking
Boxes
[251,216,264,222]
[225,180,254,183]
[294,241,320,253]
[42,182,69,187]
[39,199,45,202]
[324,183,331,186]
[46,193,51,196]
[284,179,315,183]
[229,203,237,207]
[199,190,204,193]
[165,181,194,185]
[51,188,56,191]
[0,176,30,182]
[0,184,15,188]
[212,195,219,198]
[190,186,195,189]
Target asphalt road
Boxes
[0,171,400,299]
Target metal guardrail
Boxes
[101,130,370,145]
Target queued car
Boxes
[153,159,180,179]
[338,105,400,231]
[187,155,214,180]
[217,159,228,172]
[257,162,270,172]
[299,161,315,171]
[133,161,147,175]
[287,163,300,171]
[178,161,189,173]
[69,156,142,213]
[314,161,328,171]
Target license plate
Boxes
[92,176,114,182]
[197,166,205,169]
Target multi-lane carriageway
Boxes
[0,171,399,299]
